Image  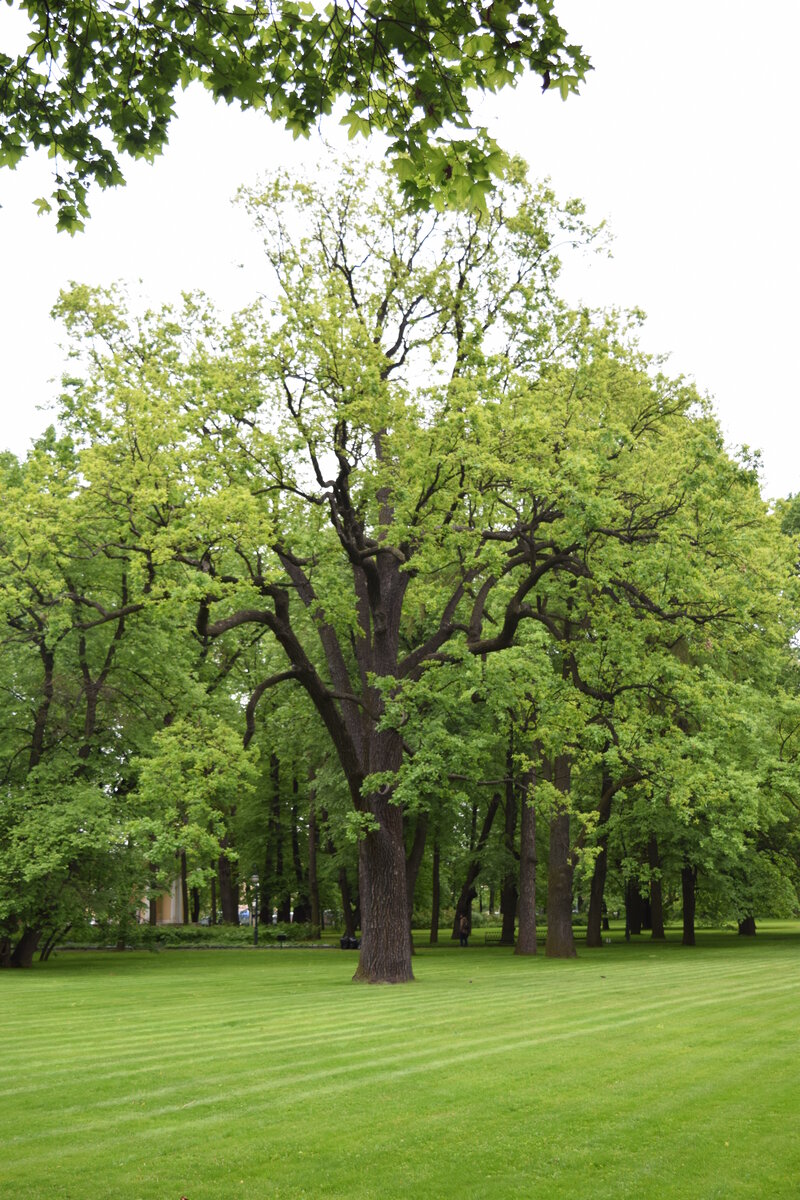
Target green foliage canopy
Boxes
[0,0,590,229]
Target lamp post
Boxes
[251,873,259,948]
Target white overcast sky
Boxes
[1,1,798,497]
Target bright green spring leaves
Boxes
[2,158,798,956]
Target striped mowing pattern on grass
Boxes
[2,926,800,1199]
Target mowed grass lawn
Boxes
[2,926,800,1199]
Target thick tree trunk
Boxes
[648,836,666,939]
[429,839,440,944]
[148,899,157,926]
[545,756,576,958]
[10,927,41,968]
[515,771,537,956]
[210,874,217,925]
[681,864,697,946]
[586,838,608,948]
[738,915,756,936]
[353,791,414,983]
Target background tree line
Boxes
[1,160,798,977]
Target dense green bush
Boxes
[59,921,320,950]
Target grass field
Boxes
[2,924,800,1199]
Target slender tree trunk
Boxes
[270,754,291,922]
[308,798,321,938]
[545,755,576,958]
[515,770,537,956]
[39,924,68,962]
[148,899,157,926]
[429,839,440,944]
[586,777,614,949]
[586,839,608,948]
[339,867,357,939]
[218,847,239,924]
[738,915,756,936]
[452,793,501,939]
[681,864,697,946]
[290,788,311,923]
[180,851,189,925]
[116,914,129,951]
[625,879,643,936]
[320,806,357,938]
[210,874,217,925]
[405,810,429,955]
[500,748,518,946]
[405,811,429,918]
[649,836,666,939]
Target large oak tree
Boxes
[50,159,786,981]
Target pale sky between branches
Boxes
[1,0,798,498]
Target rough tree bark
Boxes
[352,787,413,983]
